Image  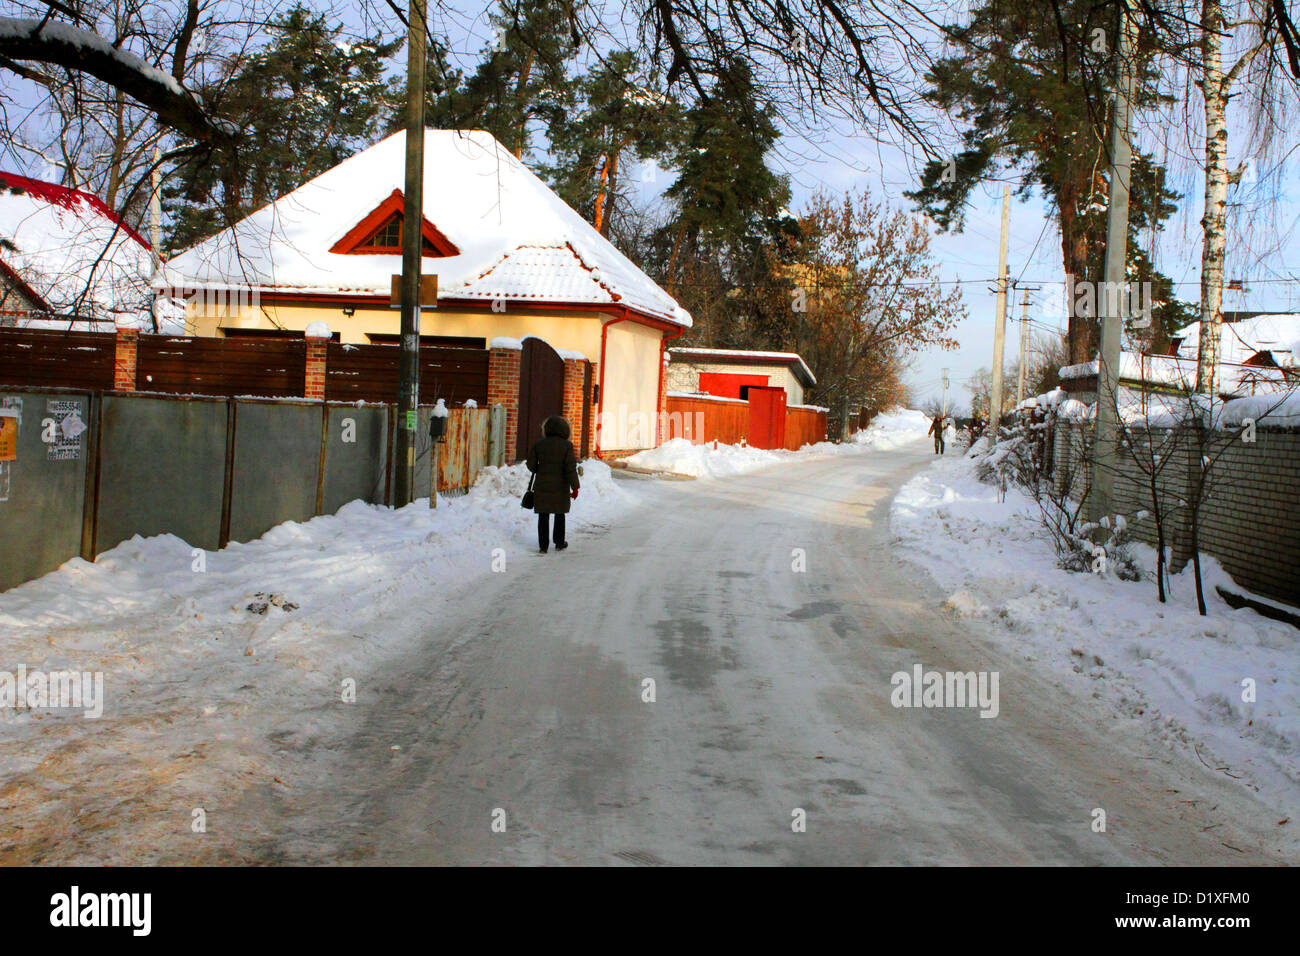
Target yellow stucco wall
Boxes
[599,320,662,451]
[189,299,607,359]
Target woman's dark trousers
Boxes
[538,513,566,550]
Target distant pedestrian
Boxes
[526,415,580,554]
[928,413,946,455]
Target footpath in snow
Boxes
[622,406,932,478]
[890,448,1299,828]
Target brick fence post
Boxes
[488,344,521,461]
[305,338,328,399]
[562,357,589,454]
[114,327,138,390]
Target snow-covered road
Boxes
[221,443,1293,866]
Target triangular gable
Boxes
[329,189,460,257]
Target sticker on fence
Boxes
[45,399,84,461]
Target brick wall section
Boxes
[113,328,138,390]
[488,345,521,461]
[304,340,328,399]
[1053,421,1300,608]
[561,358,591,454]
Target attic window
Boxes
[358,215,438,254]
[329,189,460,258]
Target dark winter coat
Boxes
[928,416,944,436]
[526,416,580,514]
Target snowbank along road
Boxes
[225,442,1293,865]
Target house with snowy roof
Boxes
[1059,313,1300,403]
[666,347,817,406]
[164,129,691,458]
[1169,312,1300,371]
[0,171,164,331]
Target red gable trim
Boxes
[329,189,460,257]
[0,257,52,311]
[0,170,150,249]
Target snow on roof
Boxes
[0,171,157,328]
[1174,313,1300,366]
[668,346,816,385]
[166,129,690,327]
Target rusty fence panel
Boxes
[434,406,491,494]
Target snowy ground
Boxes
[890,449,1299,828]
[0,461,638,862]
[622,407,932,478]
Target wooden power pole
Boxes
[988,185,1011,444]
[394,0,427,506]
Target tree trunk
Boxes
[1058,185,1094,365]
[1197,0,1229,396]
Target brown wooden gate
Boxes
[516,337,564,460]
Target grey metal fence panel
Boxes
[227,400,322,543]
[0,389,91,591]
[321,404,389,514]
[96,393,227,554]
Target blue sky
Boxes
[410,1,1300,412]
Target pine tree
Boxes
[433,0,582,159]
[545,51,684,236]
[904,0,1193,363]
[164,4,399,251]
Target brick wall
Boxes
[305,340,327,400]
[488,345,521,461]
[1053,421,1300,607]
[114,328,138,390]
[562,357,593,455]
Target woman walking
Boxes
[526,415,580,553]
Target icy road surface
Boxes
[234,443,1292,866]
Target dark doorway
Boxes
[516,337,565,460]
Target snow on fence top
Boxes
[165,129,691,328]
[1046,388,1300,430]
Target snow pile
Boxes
[891,452,1300,822]
[622,406,931,478]
[848,407,932,450]
[622,438,785,478]
[0,458,636,861]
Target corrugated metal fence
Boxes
[0,385,505,592]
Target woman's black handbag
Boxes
[521,472,536,509]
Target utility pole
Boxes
[1016,287,1037,405]
[150,145,162,333]
[1089,0,1139,524]
[941,368,949,417]
[988,184,1011,444]
[394,0,427,507]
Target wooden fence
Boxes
[0,327,114,390]
[0,327,490,405]
[664,393,749,445]
[785,405,830,450]
[138,335,306,396]
[325,341,489,406]
[664,393,828,449]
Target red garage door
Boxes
[699,371,769,399]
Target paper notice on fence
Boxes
[0,410,16,462]
[45,399,82,460]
